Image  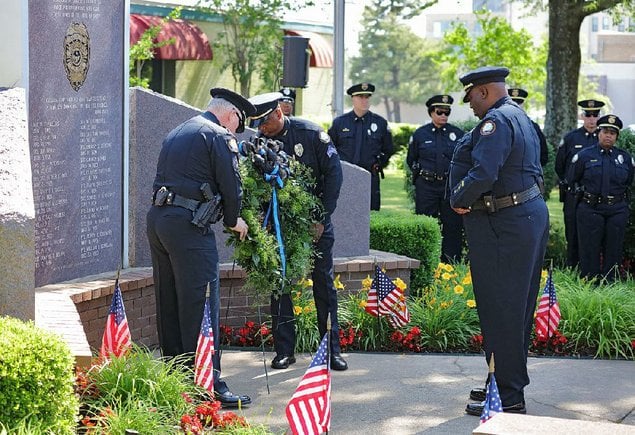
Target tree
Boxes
[541,0,633,148]
[129,8,181,88]
[199,0,311,97]
[436,10,548,112]
[349,1,440,122]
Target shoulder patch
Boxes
[227,138,238,153]
[319,131,331,143]
[571,153,578,164]
[632,157,635,168]
[480,120,496,136]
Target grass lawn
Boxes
[380,167,565,226]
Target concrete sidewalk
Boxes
[219,351,635,434]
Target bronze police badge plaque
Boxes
[63,22,90,92]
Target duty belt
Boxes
[582,192,625,206]
[419,169,446,182]
[471,184,542,213]
[153,188,200,211]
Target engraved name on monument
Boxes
[29,0,125,286]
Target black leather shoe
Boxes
[470,387,487,402]
[465,400,526,416]
[271,354,296,369]
[214,390,252,408]
[330,353,348,371]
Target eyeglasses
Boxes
[233,109,245,133]
[435,109,451,116]
[583,111,599,118]
[249,110,277,129]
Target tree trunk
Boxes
[544,0,584,150]
[393,100,401,123]
[382,97,392,121]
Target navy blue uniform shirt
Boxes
[152,111,242,228]
[568,145,635,196]
[449,96,543,207]
[406,122,464,176]
[328,110,393,170]
[555,127,598,182]
[260,117,343,220]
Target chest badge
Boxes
[480,120,496,136]
[617,154,624,164]
[449,132,457,141]
[227,138,238,153]
[319,131,331,143]
[294,143,304,157]
[370,122,378,132]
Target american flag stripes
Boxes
[286,333,331,435]
[534,267,561,340]
[194,296,215,393]
[480,372,503,423]
[100,280,132,359]
[366,266,410,328]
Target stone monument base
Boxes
[474,412,634,434]
[35,250,419,366]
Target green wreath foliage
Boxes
[227,156,322,299]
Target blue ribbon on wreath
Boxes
[262,165,286,280]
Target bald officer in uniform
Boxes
[328,83,394,210]
[147,88,255,407]
[449,67,549,416]
[555,99,605,268]
[406,94,465,262]
[248,92,348,371]
[567,114,634,280]
[507,88,549,167]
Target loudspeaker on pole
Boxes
[282,36,310,88]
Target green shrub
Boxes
[0,316,79,434]
[370,211,441,292]
[554,269,635,359]
[616,128,635,265]
[389,123,417,155]
[545,220,567,268]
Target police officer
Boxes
[449,67,549,416]
[278,87,296,116]
[406,94,465,262]
[146,88,254,408]
[507,88,549,167]
[328,83,394,210]
[248,92,348,371]
[555,99,605,268]
[567,115,634,280]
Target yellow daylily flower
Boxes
[361,275,373,290]
[541,269,548,279]
[293,306,302,315]
[442,272,452,280]
[359,300,367,308]
[444,263,454,272]
[454,285,464,295]
[303,306,312,314]
[467,299,476,308]
[440,301,450,309]
[462,276,472,285]
[393,277,407,290]
[333,274,345,290]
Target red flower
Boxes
[180,414,203,434]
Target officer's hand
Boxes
[452,207,470,215]
[312,223,324,242]
[230,218,249,241]
[371,163,381,173]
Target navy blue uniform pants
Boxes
[414,177,464,262]
[271,221,341,355]
[370,172,381,211]
[463,198,549,406]
[562,193,579,268]
[576,202,629,280]
[147,205,229,393]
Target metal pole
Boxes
[333,0,345,117]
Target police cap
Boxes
[508,88,528,104]
[248,92,282,128]
[597,114,623,133]
[210,87,257,119]
[577,99,605,115]
[426,94,454,108]
[347,83,375,96]
[459,66,510,102]
[279,87,296,103]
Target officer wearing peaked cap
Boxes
[147,87,255,408]
[247,92,348,372]
[328,82,394,210]
[567,114,634,281]
[406,94,465,262]
[555,99,605,268]
[278,87,296,116]
[508,88,549,167]
[449,66,548,416]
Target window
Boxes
[592,16,598,32]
